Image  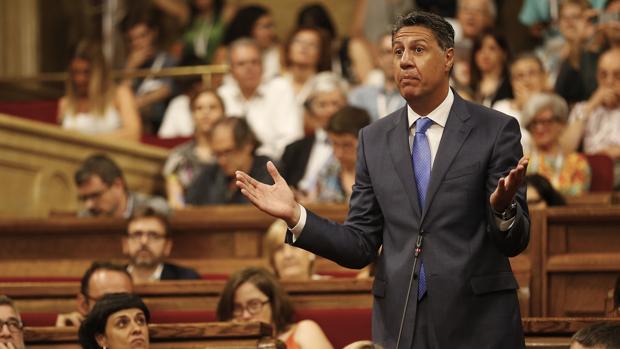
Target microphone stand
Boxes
[395,230,424,349]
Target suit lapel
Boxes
[422,93,472,219]
[387,107,422,216]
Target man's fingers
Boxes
[266,161,285,185]
[236,170,259,190]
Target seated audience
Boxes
[469,30,513,107]
[276,26,332,106]
[525,174,567,209]
[555,0,620,102]
[216,267,333,349]
[162,88,225,208]
[181,0,226,64]
[524,93,591,196]
[75,154,169,218]
[123,207,200,282]
[312,106,371,203]
[493,53,550,154]
[0,296,25,349]
[56,261,134,327]
[78,293,150,349]
[122,11,177,134]
[263,220,317,281]
[280,72,348,192]
[570,322,620,349]
[296,3,374,85]
[563,48,620,188]
[58,41,141,141]
[185,118,271,205]
[157,55,207,139]
[219,5,281,81]
[218,38,302,160]
[451,0,496,47]
[348,32,406,122]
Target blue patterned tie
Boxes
[412,117,432,300]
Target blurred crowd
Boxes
[57,0,620,214]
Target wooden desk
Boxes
[24,322,279,349]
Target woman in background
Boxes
[78,293,150,349]
[58,41,141,141]
[469,30,513,107]
[163,88,225,208]
[217,267,333,349]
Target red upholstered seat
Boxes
[586,154,615,191]
[0,100,58,124]
[296,308,372,349]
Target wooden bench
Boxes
[541,207,620,317]
[24,322,279,349]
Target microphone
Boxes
[395,229,425,349]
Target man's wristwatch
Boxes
[492,200,517,220]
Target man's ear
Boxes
[77,293,89,316]
[95,333,108,348]
[445,47,455,73]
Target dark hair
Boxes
[469,29,511,97]
[80,261,133,301]
[284,26,332,72]
[525,174,566,207]
[0,295,20,319]
[223,5,270,45]
[127,206,171,237]
[392,11,455,51]
[571,322,620,348]
[216,267,295,334]
[75,154,124,189]
[189,0,225,22]
[189,88,225,113]
[326,106,371,136]
[78,293,150,349]
[296,3,337,40]
[210,117,261,153]
[121,9,160,34]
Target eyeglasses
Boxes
[232,299,270,317]
[77,187,109,202]
[528,117,560,129]
[0,319,23,333]
[127,231,167,242]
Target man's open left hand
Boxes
[490,156,529,212]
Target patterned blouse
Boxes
[163,140,214,190]
[314,156,349,204]
[526,150,591,196]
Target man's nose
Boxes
[0,323,11,337]
[85,198,96,210]
[399,51,414,69]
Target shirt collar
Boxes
[315,128,329,143]
[230,80,265,101]
[123,193,134,219]
[407,88,454,129]
[127,263,164,281]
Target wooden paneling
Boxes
[24,322,279,349]
[0,114,167,217]
[542,207,620,316]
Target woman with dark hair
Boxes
[216,267,333,349]
[219,5,280,80]
[78,293,150,349]
[278,26,332,106]
[296,3,374,85]
[525,174,567,208]
[469,30,513,107]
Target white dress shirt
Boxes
[218,78,303,160]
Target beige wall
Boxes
[0,0,39,77]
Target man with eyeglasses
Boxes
[185,117,272,205]
[75,153,169,218]
[0,296,25,349]
[123,207,200,282]
[55,261,133,327]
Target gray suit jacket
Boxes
[289,92,529,348]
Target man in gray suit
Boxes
[236,11,529,349]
